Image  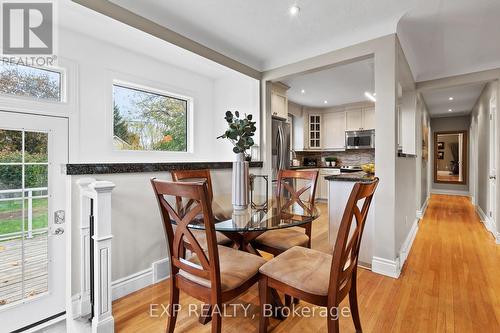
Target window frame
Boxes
[0,61,67,104]
[111,79,193,154]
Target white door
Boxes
[0,111,68,332]
[489,97,497,226]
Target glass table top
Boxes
[186,196,320,233]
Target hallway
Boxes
[112,195,500,332]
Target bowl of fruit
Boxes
[361,163,375,174]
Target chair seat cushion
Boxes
[179,246,267,291]
[254,227,309,251]
[259,246,332,296]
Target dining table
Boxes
[188,195,320,254]
[183,194,321,318]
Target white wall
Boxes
[471,81,498,216]
[58,29,258,164]
[213,74,261,160]
[55,25,260,298]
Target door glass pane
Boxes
[0,165,22,192]
[25,132,48,163]
[0,129,49,308]
[25,165,48,189]
[0,200,23,306]
[0,130,22,163]
[23,197,48,300]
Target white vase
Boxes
[232,153,249,210]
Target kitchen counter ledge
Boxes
[325,171,375,182]
[65,161,263,175]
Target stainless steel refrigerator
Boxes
[272,118,291,181]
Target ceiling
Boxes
[109,0,414,71]
[78,0,500,83]
[60,1,243,80]
[282,58,374,107]
[398,0,500,81]
[421,83,485,118]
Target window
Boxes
[0,62,62,101]
[112,84,188,152]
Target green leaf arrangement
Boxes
[217,111,257,154]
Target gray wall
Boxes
[431,116,471,192]
[471,81,498,215]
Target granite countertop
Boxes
[290,166,340,170]
[325,171,376,182]
[65,161,264,175]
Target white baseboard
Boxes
[416,197,429,219]
[399,218,419,268]
[431,189,470,196]
[111,267,154,301]
[371,256,400,279]
[371,215,420,280]
[23,313,66,333]
[476,205,500,244]
[72,257,170,317]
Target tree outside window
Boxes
[112,84,188,152]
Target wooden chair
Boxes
[171,169,232,249]
[253,169,319,256]
[258,178,379,333]
[151,178,267,333]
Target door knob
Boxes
[53,227,64,235]
[490,175,497,180]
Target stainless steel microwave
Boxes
[345,130,375,149]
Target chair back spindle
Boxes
[151,178,221,291]
[329,178,379,301]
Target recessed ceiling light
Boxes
[448,109,453,112]
[324,100,328,104]
[449,97,454,101]
[364,91,377,102]
[301,89,305,94]
[289,5,300,16]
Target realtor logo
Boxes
[2,2,53,54]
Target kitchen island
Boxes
[326,171,376,267]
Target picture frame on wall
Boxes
[437,151,444,160]
[437,142,445,150]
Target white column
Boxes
[76,178,115,333]
[90,181,115,333]
[76,178,96,318]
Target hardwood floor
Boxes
[113,195,500,332]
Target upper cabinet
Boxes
[271,82,289,119]
[346,106,375,131]
[362,107,375,130]
[308,114,322,149]
[322,112,346,150]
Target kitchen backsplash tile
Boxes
[295,150,374,166]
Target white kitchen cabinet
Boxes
[346,109,363,131]
[362,107,375,130]
[308,114,322,149]
[346,107,375,131]
[318,168,340,200]
[271,92,288,119]
[322,112,346,150]
[271,82,289,119]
